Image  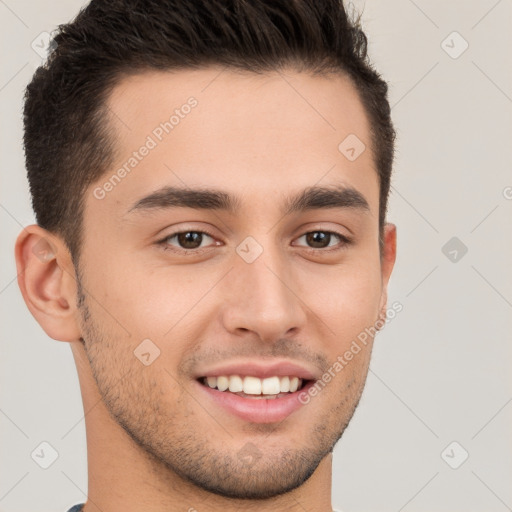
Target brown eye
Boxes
[305,231,331,248]
[295,231,351,250]
[175,232,205,249]
[159,230,217,252]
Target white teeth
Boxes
[216,376,229,391]
[289,377,299,392]
[201,375,305,395]
[280,376,290,392]
[243,376,261,395]
[228,375,243,393]
[261,376,280,394]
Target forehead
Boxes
[106,67,370,149]
[89,67,377,221]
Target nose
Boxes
[220,242,307,343]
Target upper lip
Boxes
[195,359,320,381]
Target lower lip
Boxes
[195,379,315,423]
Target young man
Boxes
[15,1,396,511]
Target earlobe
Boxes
[14,225,82,342]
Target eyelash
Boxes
[156,228,353,255]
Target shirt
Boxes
[67,503,344,511]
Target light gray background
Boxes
[1,1,511,511]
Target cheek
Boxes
[82,250,183,336]
[299,259,382,335]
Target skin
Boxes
[15,67,396,512]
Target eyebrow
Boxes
[125,184,370,217]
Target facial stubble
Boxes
[75,270,369,500]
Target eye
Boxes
[293,230,352,251]
[156,228,352,255]
[157,229,218,253]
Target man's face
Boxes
[75,67,395,499]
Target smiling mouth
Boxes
[197,375,311,399]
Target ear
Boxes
[377,222,397,321]
[14,225,82,342]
